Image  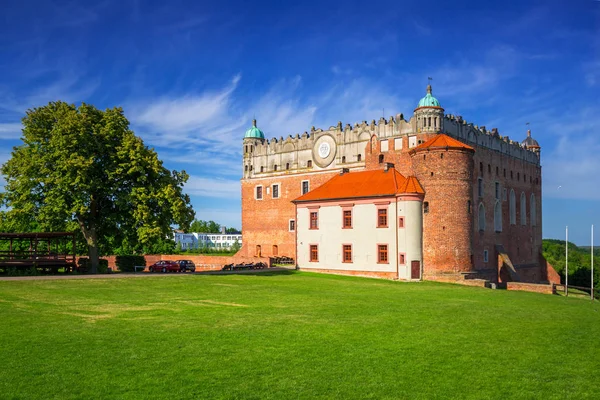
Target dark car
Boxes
[176,260,196,273]
[149,260,180,273]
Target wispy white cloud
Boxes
[0,123,21,140]
[129,75,241,148]
[184,175,239,199]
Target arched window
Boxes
[509,189,516,225]
[378,154,384,164]
[520,192,527,225]
[307,160,312,168]
[342,156,346,163]
[494,201,502,232]
[260,166,264,173]
[244,165,248,172]
[286,163,290,170]
[274,165,278,171]
[530,194,536,226]
[358,154,362,162]
[478,203,486,231]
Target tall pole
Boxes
[565,226,568,297]
[592,225,594,301]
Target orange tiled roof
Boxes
[293,169,424,202]
[398,176,425,194]
[413,134,474,151]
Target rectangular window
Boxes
[483,250,489,263]
[272,184,279,199]
[398,217,405,228]
[478,178,483,197]
[380,139,389,152]
[343,210,352,228]
[423,202,429,214]
[310,245,318,262]
[256,186,263,200]
[495,182,500,200]
[378,245,389,263]
[289,219,295,232]
[301,180,309,195]
[394,138,403,150]
[343,245,352,263]
[310,211,318,230]
[409,136,417,148]
[399,253,406,265]
[377,208,388,228]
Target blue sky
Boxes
[0,0,599,245]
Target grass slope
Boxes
[0,271,598,399]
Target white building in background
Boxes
[173,231,242,250]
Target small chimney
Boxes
[340,168,350,175]
[384,162,395,172]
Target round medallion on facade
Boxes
[318,142,331,158]
[312,134,337,168]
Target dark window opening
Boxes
[423,202,429,214]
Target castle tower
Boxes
[521,129,541,159]
[410,135,475,279]
[243,119,265,178]
[413,84,445,141]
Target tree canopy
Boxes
[0,101,194,272]
[188,219,240,234]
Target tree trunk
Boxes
[88,232,99,274]
[76,214,99,274]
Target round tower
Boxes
[410,137,475,279]
[243,119,265,178]
[413,84,445,142]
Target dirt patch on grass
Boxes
[178,300,249,307]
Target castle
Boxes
[238,84,551,284]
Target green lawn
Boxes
[0,272,598,399]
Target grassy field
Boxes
[0,271,598,399]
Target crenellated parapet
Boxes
[442,114,540,165]
[242,85,542,178]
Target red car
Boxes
[149,260,180,273]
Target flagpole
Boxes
[592,225,594,301]
[565,226,568,297]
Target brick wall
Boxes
[471,146,542,279]
[506,282,555,294]
[240,171,338,260]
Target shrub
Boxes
[115,255,146,272]
[77,258,109,274]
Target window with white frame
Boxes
[256,186,263,200]
[272,184,279,199]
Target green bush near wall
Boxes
[115,255,146,272]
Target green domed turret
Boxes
[244,119,264,139]
[417,85,441,108]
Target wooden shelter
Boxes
[0,232,76,272]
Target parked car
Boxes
[149,260,180,273]
[176,260,196,273]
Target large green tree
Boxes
[0,101,194,273]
